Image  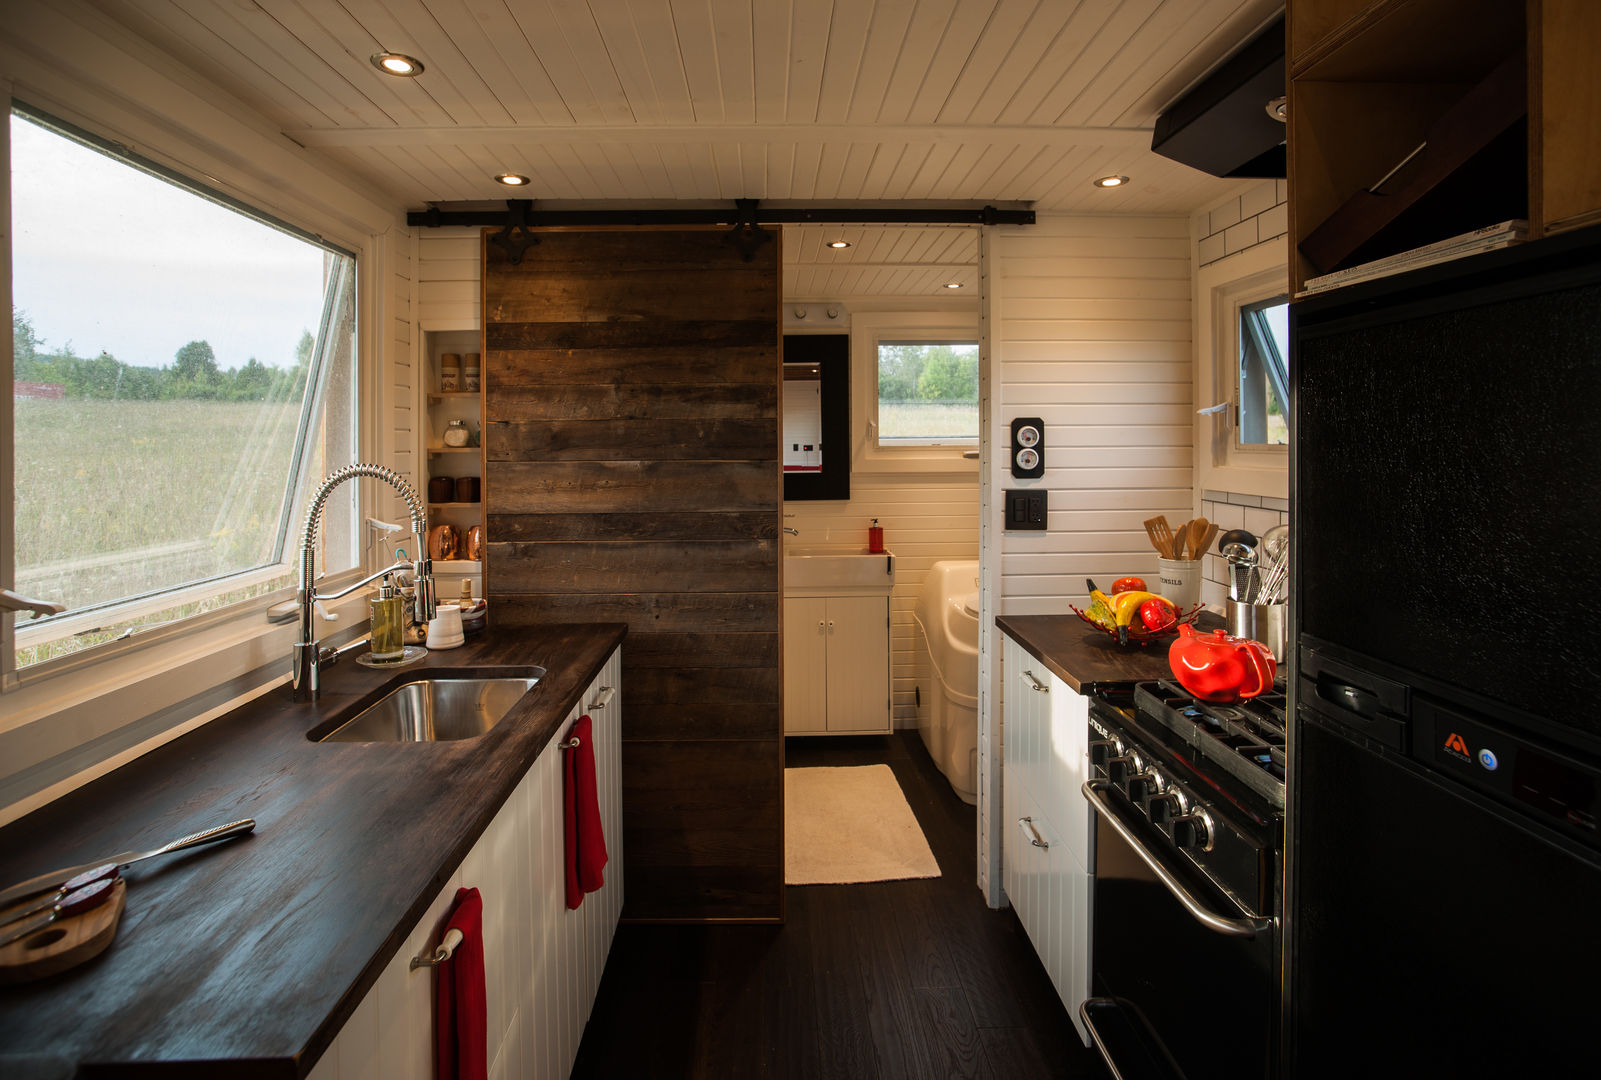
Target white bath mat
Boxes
[785,764,941,885]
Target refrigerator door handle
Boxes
[1082,781,1275,939]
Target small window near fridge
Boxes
[7,104,358,672]
[1238,298,1289,447]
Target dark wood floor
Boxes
[571,731,1109,1079]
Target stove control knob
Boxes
[1170,809,1214,852]
[1106,755,1135,785]
[1147,791,1184,828]
[1088,740,1118,769]
[1125,772,1157,802]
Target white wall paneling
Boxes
[993,213,1195,613]
[310,646,623,1080]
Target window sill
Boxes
[0,575,368,826]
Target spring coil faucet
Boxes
[293,463,436,698]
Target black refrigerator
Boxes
[1288,225,1601,1078]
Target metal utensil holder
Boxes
[1227,600,1288,661]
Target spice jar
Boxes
[463,353,481,392]
[440,353,461,392]
[443,419,470,447]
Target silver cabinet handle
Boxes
[1081,780,1273,939]
[1017,816,1049,849]
[1022,669,1049,693]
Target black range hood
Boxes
[1151,16,1285,179]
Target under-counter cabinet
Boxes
[784,593,891,735]
[310,646,623,1080]
[1001,631,1093,1045]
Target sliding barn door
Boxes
[482,228,783,921]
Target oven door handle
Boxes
[1082,780,1275,940]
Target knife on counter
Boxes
[0,819,255,908]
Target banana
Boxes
[1086,588,1117,629]
[1108,591,1175,642]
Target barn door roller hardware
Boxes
[410,200,1035,264]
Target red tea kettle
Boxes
[1168,623,1277,703]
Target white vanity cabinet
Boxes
[310,645,623,1080]
[783,593,891,734]
[1001,632,1092,1045]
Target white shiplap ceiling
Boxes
[77,0,1282,214]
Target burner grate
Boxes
[1134,680,1287,807]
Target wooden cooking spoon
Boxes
[1187,517,1210,562]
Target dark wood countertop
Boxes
[0,622,626,1078]
[996,611,1224,694]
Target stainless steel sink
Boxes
[316,673,545,743]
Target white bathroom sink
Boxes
[784,547,895,588]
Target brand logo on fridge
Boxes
[1442,732,1471,759]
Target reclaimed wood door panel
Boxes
[488,383,777,422]
[483,227,781,921]
[490,417,777,461]
[488,511,778,543]
[490,345,778,387]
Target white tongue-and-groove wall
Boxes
[993,212,1196,611]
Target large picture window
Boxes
[8,105,357,670]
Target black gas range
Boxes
[1079,679,1285,1080]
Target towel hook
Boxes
[587,685,615,712]
[411,927,464,970]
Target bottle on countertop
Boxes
[868,518,885,554]
[369,574,404,661]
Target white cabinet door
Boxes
[312,646,624,1080]
[1000,631,1093,1048]
[783,597,828,733]
[1045,672,1093,869]
[824,595,890,732]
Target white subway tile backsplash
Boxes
[1210,198,1244,234]
[1261,495,1289,511]
[1202,578,1227,609]
[1258,202,1289,240]
[1231,493,1262,507]
[1198,232,1227,265]
[1245,506,1283,535]
[1241,181,1278,219]
[1224,218,1260,255]
[1213,502,1246,530]
[1203,490,1228,503]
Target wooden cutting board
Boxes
[0,878,125,984]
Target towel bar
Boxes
[411,927,464,970]
[559,736,582,751]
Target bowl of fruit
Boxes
[1069,576,1202,646]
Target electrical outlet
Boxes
[1004,489,1047,530]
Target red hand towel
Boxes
[434,887,487,1080]
[563,714,609,909]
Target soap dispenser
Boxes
[369,574,404,661]
[868,518,885,554]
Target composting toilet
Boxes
[913,560,980,804]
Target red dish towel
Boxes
[563,714,609,909]
[434,887,487,1080]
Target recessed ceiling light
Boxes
[1092,174,1130,189]
[495,173,531,186]
[827,240,851,249]
[371,52,424,77]
[943,282,964,289]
